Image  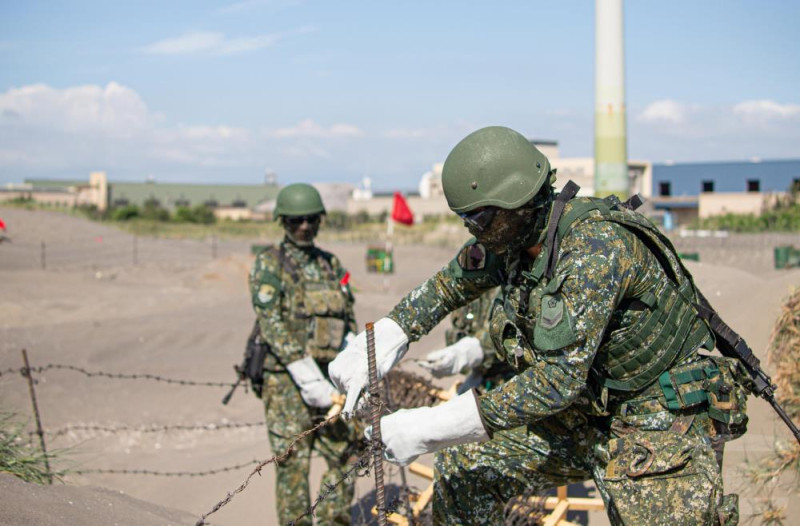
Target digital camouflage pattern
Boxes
[446,287,514,390]
[263,371,356,525]
[250,237,358,525]
[388,196,745,525]
[249,239,357,365]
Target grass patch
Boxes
[0,411,59,484]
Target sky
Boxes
[1,0,798,190]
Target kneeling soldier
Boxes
[330,127,747,525]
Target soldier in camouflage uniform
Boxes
[419,287,515,394]
[330,127,748,525]
[249,183,358,525]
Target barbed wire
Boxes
[72,460,262,478]
[39,420,266,439]
[195,413,342,526]
[1,363,234,388]
[287,451,373,526]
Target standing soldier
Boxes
[330,127,748,525]
[249,183,358,525]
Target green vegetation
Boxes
[2,198,468,246]
[691,205,800,232]
[0,412,58,484]
[691,185,800,232]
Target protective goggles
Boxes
[284,214,321,226]
[458,207,498,233]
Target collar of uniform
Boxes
[282,236,316,261]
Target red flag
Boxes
[0,218,5,230]
[391,192,414,225]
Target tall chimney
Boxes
[594,0,628,198]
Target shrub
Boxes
[140,201,170,222]
[111,204,140,221]
[174,205,215,224]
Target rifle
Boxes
[221,367,245,405]
[222,321,269,405]
[696,291,800,443]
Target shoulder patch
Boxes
[534,293,577,351]
[457,242,487,271]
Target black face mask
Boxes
[463,200,551,256]
[282,214,321,247]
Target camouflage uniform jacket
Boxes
[388,199,722,435]
[250,238,357,369]
[446,287,512,384]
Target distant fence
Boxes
[0,233,254,271]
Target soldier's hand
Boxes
[329,318,409,417]
[286,357,337,409]
[418,337,484,378]
[364,391,489,466]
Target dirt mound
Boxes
[0,473,195,526]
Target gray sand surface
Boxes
[1,205,799,525]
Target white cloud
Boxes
[0,82,380,183]
[630,98,800,162]
[142,27,315,56]
[638,99,687,124]
[142,32,223,55]
[733,100,800,123]
[271,119,365,138]
[0,82,257,172]
[0,82,152,136]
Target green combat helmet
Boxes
[442,126,551,213]
[273,183,326,219]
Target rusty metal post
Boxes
[21,349,52,483]
[384,377,414,524]
[366,322,388,526]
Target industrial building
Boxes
[3,153,798,228]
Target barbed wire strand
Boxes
[72,460,262,478]
[195,413,340,526]
[287,451,373,526]
[1,364,235,388]
[38,420,267,439]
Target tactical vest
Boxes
[266,243,351,362]
[490,182,714,394]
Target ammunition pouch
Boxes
[656,356,748,439]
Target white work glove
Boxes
[328,317,409,416]
[341,331,356,350]
[286,356,337,409]
[366,390,489,466]
[418,336,484,378]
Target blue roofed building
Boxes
[651,159,800,228]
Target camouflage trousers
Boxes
[434,408,737,525]
[263,371,356,526]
